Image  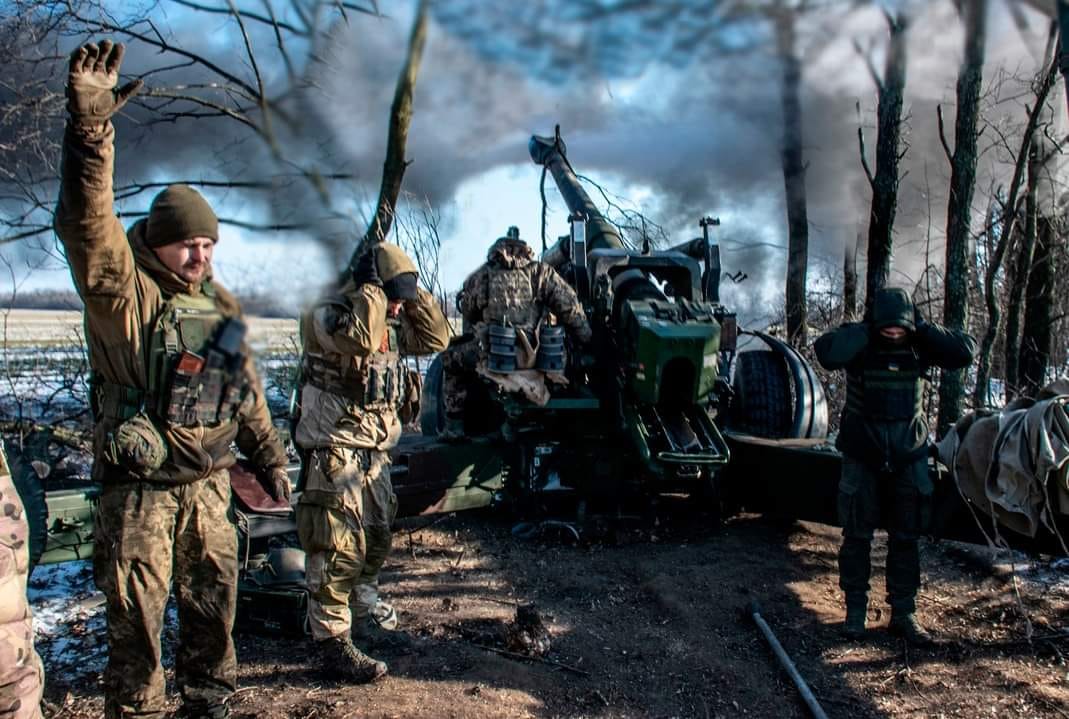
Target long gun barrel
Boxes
[529,133,625,257]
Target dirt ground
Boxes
[38,507,1069,719]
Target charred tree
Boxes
[843,231,860,323]
[936,0,986,436]
[973,45,1058,408]
[350,0,429,265]
[1019,211,1057,396]
[1004,140,1039,398]
[857,10,909,316]
[775,5,810,347]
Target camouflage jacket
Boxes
[0,448,43,719]
[459,238,592,345]
[53,122,288,484]
[295,280,449,451]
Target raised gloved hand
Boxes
[66,40,143,128]
[262,466,292,502]
[350,247,382,288]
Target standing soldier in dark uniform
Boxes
[814,287,975,645]
[54,41,291,719]
[439,227,591,438]
[294,243,449,682]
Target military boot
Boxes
[315,636,388,683]
[888,612,935,647]
[353,616,415,651]
[842,603,867,640]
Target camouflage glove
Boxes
[262,466,292,502]
[351,248,382,288]
[66,40,143,129]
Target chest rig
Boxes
[302,299,407,410]
[147,284,249,426]
[844,345,926,421]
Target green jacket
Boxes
[814,289,975,470]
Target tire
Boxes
[7,449,49,572]
[420,354,446,437]
[729,350,793,438]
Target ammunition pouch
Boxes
[535,325,566,372]
[164,360,249,427]
[102,411,168,479]
[302,358,406,410]
[845,349,925,421]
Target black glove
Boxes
[351,248,382,288]
[262,466,292,502]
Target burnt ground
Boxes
[39,506,1069,719]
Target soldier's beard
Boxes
[179,262,209,283]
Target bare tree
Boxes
[972,32,1058,407]
[936,0,987,436]
[856,8,910,315]
[349,0,429,265]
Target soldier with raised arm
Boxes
[814,287,975,645]
[294,243,449,682]
[54,41,290,719]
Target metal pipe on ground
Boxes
[747,600,830,719]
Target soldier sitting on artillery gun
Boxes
[439,227,593,440]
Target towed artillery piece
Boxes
[12,131,1069,637]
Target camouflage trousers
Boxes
[0,450,44,719]
[440,337,482,417]
[837,456,933,614]
[296,447,397,641]
[94,470,237,719]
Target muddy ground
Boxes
[37,506,1069,719]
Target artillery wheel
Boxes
[729,350,792,438]
[419,354,446,437]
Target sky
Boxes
[2,0,1062,326]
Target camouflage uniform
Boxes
[814,288,975,640]
[54,45,289,718]
[295,245,448,656]
[0,448,44,719]
[441,234,591,421]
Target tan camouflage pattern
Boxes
[458,237,592,345]
[296,448,396,640]
[0,448,44,719]
[93,469,237,718]
[295,283,448,452]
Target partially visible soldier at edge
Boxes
[814,287,975,646]
[439,226,592,438]
[54,41,291,719]
[294,242,448,682]
[0,447,45,719]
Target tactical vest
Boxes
[844,347,926,421]
[91,282,249,427]
[301,299,407,410]
[485,266,537,328]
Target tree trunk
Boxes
[972,49,1058,408]
[863,11,909,316]
[348,0,429,267]
[1019,213,1056,397]
[937,0,986,437]
[843,231,859,323]
[776,7,809,347]
[1004,140,1038,399]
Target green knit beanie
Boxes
[145,184,219,248]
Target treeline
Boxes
[8,288,297,319]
